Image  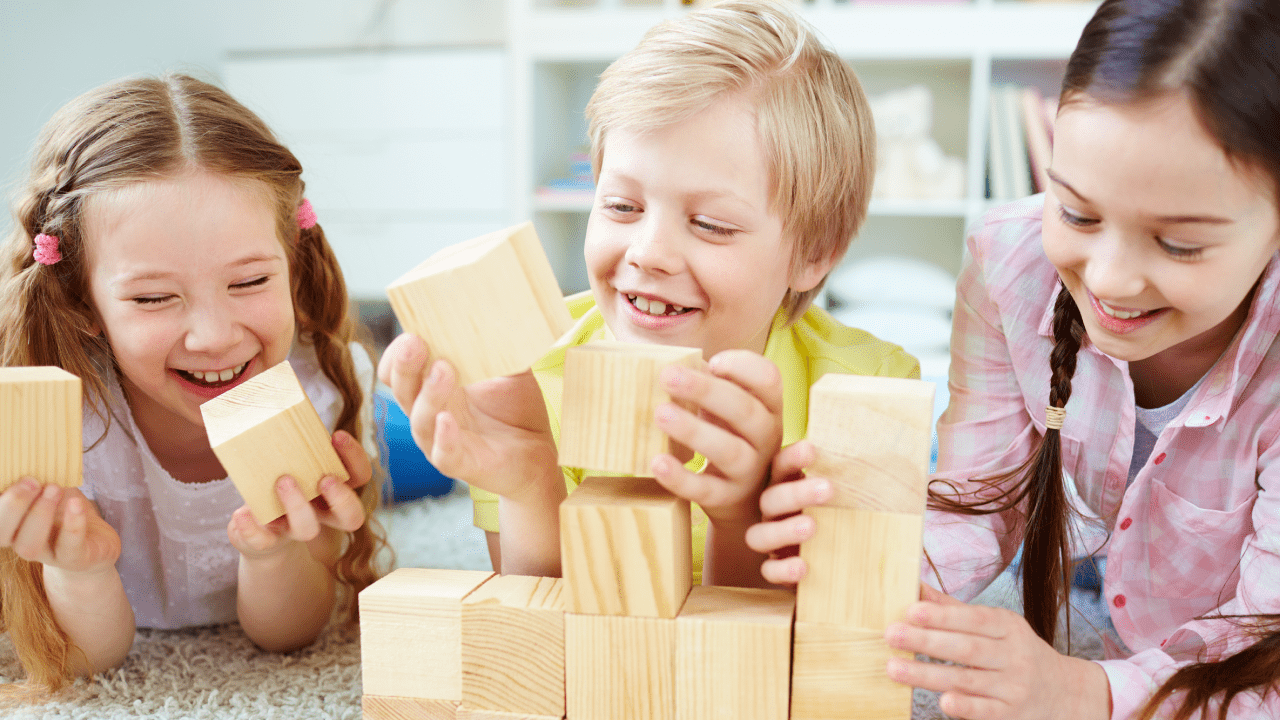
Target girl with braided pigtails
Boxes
[748,0,1280,717]
[0,74,386,696]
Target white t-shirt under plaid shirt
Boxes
[925,195,1280,719]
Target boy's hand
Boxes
[377,333,559,502]
[744,439,833,586]
[228,429,370,559]
[650,349,784,527]
[0,479,121,576]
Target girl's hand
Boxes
[0,479,121,575]
[884,584,1111,720]
[743,439,832,586]
[227,429,371,559]
[376,333,558,502]
[650,350,784,527]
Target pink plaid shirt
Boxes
[924,195,1280,719]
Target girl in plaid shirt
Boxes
[750,0,1280,717]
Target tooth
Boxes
[219,369,234,382]
[634,296,650,313]
[651,302,668,315]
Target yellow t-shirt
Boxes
[471,291,920,583]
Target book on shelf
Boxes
[988,84,1057,201]
[1020,85,1054,193]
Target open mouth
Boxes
[175,361,250,388]
[626,293,696,317]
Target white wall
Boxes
[0,0,505,240]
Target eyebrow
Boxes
[114,253,283,285]
[1046,168,1234,226]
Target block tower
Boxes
[358,224,936,720]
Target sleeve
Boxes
[1098,442,1280,720]
[922,224,1044,601]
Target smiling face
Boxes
[585,93,831,358]
[84,171,296,445]
[1042,93,1280,368]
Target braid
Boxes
[928,285,1085,647]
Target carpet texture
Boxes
[0,482,1110,719]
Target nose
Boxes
[1081,231,1147,302]
[183,299,243,356]
[624,212,685,276]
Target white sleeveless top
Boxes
[80,342,376,629]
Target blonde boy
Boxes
[379,0,917,586]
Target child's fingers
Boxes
[770,440,816,486]
[380,334,430,413]
[758,475,831,519]
[229,507,283,555]
[654,402,758,483]
[51,496,89,567]
[887,621,1010,672]
[0,478,42,546]
[276,476,321,542]
[407,360,459,451]
[316,476,366,533]
[11,485,61,561]
[331,430,372,490]
[906,600,1017,641]
[760,555,807,585]
[886,656,1002,701]
[428,410,479,481]
[661,365,780,456]
[651,453,745,511]
[706,350,785,417]
[744,513,816,555]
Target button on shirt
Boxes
[924,195,1280,719]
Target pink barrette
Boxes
[296,199,318,230]
[33,233,61,265]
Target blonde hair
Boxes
[586,0,876,322]
[0,73,387,695]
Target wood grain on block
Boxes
[385,222,573,386]
[797,506,923,627]
[0,367,81,491]
[363,696,459,720]
[558,341,702,476]
[360,568,496,701]
[806,374,935,514]
[456,710,563,720]
[461,575,565,716]
[566,613,676,720]
[675,586,794,720]
[790,622,912,720]
[200,360,347,524]
[560,476,691,618]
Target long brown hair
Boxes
[0,74,387,695]
[932,1,1280,718]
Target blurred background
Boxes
[0,0,1099,385]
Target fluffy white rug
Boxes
[0,483,1109,719]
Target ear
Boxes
[789,248,839,294]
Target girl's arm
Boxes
[0,483,135,674]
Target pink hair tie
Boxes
[296,199,318,230]
[33,233,61,265]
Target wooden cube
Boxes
[805,374,935,514]
[675,586,794,720]
[566,612,676,720]
[360,568,495,701]
[200,360,347,524]
[0,367,81,491]
[797,506,923,627]
[363,696,459,720]
[461,575,565,716]
[560,476,691,618]
[790,622,912,720]
[386,222,573,386]
[558,341,702,476]
[456,710,563,720]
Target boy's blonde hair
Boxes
[586,0,876,322]
[0,73,386,696]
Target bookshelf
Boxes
[507,0,1101,291]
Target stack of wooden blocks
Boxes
[359,224,936,719]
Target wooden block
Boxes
[200,360,347,524]
[566,612,676,720]
[559,476,691,618]
[674,586,794,720]
[360,568,495,701]
[797,506,923,627]
[386,222,573,386]
[461,575,565,716]
[558,341,702,476]
[805,374,935,514]
[363,696,459,720]
[456,710,562,720]
[0,367,81,490]
[790,622,912,720]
